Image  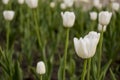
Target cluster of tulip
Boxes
[0,0,120,80]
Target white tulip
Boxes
[3,10,15,21]
[61,11,75,27]
[63,0,74,8]
[2,0,9,5]
[110,0,115,2]
[99,11,112,26]
[93,0,102,9]
[80,0,89,3]
[60,3,66,10]
[73,31,100,59]
[112,2,120,11]
[18,0,24,4]
[89,12,97,21]
[50,2,55,8]
[36,61,46,75]
[25,0,38,8]
[98,24,107,32]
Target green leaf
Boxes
[13,61,23,80]
[99,59,112,80]
[0,60,8,75]
[58,58,64,80]
[91,58,97,80]
[66,59,75,76]
[30,67,39,80]
[70,75,78,80]
[109,68,116,80]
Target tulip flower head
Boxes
[80,0,89,3]
[112,2,120,11]
[93,0,102,9]
[73,31,100,59]
[61,11,75,28]
[60,3,67,10]
[2,0,9,5]
[63,0,74,8]
[18,0,24,4]
[90,12,97,21]
[25,0,38,8]
[50,2,56,8]
[99,11,112,26]
[36,61,46,75]
[3,10,15,21]
[110,0,115,2]
[98,24,107,32]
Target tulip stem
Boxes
[98,27,104,78]
[87,58,91,80]
[90,21,95,31]
[81,59,87,80]
[20,5,23,32]
[33,9,46,61]
[63,28,70,80]
[40,75,42,80]
[33,9,42,49]
[6,21,10,51]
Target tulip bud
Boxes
[18,0,24,4]
[63,0,74,8]
[60,3,66,10]
[61,11,75,27]
[73,31,100,59]
[89,12,97,21]
[98,24,107,32]
[112,2,120,11]
[2,0,9,5]
[50,2,55,8]
[36,61,46,75]
[3,10,15,21]
[25,0,38,8]
[99,11,112,26]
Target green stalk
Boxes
[98,26,104,78]
[81,59,87,80]
[63,28,70,80]
[87,58,91,80]
[33,9,47,64]
[20,5,24,32]
[90,21,96,31]
[6,21,10,52]
[40,75,42,80]
[33,9,42,50]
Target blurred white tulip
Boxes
[60,3,67,10]
[90,12,97,21]
[2,0,9,5]
[99,11,112,26]
[80,0,89,3]
[93,0,102,9]
[98,24,107,32]
[110,0,115,2]
[73,31,100,59]
[93,0,100,6]
[63,0,74,8]
[18,0,24,4]
[61,11,75,27]
[3,10,15,21]
[25,0,38,8]
[50,2,55,8]
[112,2,120,11]
[36,61,46,75]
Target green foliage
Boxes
[0,0,120,80]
